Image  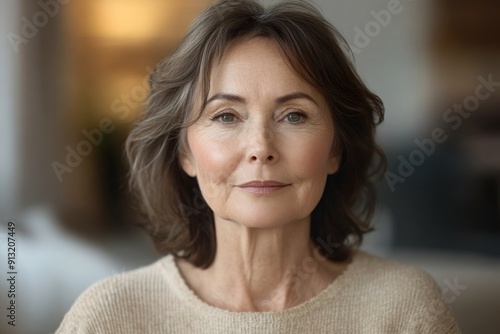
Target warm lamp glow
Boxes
[66,0,214,44]
[85,0,175,42]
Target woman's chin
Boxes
[216,212,304,230]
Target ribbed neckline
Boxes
[159,249,368,319]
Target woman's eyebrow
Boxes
[276,92,318,106]
[205,92,318,107]
[205,93,246,106]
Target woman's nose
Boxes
[245,123,279,164]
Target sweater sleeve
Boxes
[404,270,462,334]
[55,275,126,334]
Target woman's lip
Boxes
[237,180,288,187]
[237,185,289,194]
[236,181,290,194]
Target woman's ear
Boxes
[327,141,342,175]
[179,150,197,177]
[327,152,342,175]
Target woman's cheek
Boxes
[288,131,333,170]
[192,144,240,200]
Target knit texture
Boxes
[55,250,461,333]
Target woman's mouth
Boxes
[236,181,290,194]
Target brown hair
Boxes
[125,0,385,268]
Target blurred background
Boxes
[0,0,499,333]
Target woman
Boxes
[57,0,460,333]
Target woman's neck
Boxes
[176,217,350,312]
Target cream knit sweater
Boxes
[56,250,461,333]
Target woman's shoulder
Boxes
[76,254,170,299]
[344,250,460,333]
[55,255,176,333]
[350,250,444,297]
[353,250,438,280]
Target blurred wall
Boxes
[0,0,21,219]
[315,0,432,145]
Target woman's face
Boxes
[181,37,340,228]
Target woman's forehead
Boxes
[207,37,322,103]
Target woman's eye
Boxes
[212,113,237,123]
[284,112,306,123]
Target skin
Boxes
[178,36,351,312]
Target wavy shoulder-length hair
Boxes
[126,0,385,268]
